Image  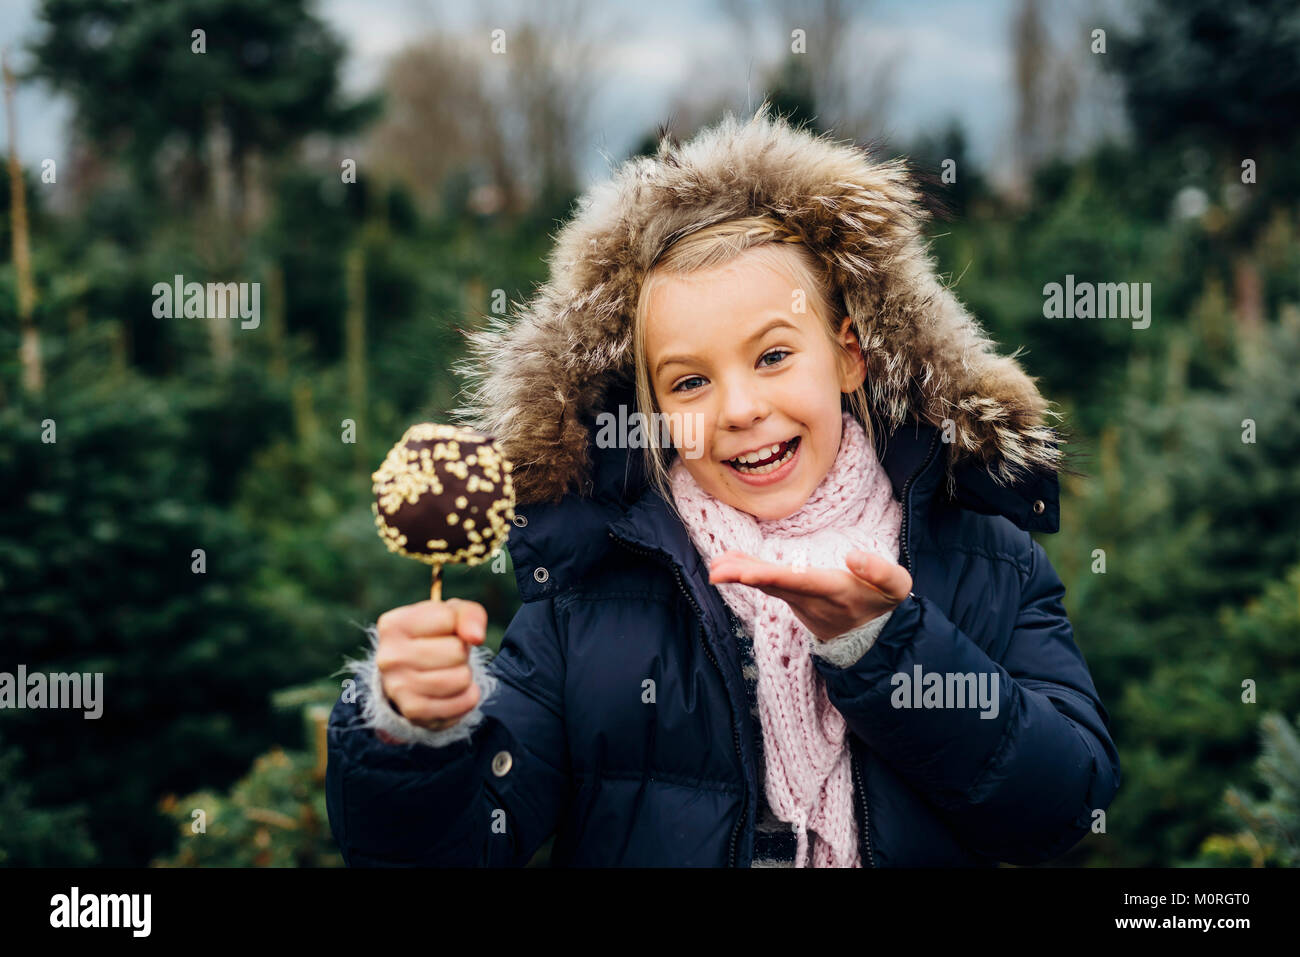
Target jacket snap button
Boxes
[491,750,512,776]
[1032,499,1045,515]
[533,566,549,583]
[513,514,527,527]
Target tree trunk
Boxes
[266,263,288,381]
[345,245,367,463]
[1232,254,1264,335]
[4,51,42,394]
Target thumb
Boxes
[846,551,909,601]
[448,598,488,646]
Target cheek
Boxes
[688,457,730,499]
[784,372,836,412]
[784,379,840,432]
[663,409,713,457]
[808,402,844,464]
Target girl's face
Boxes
[646,248,867,521]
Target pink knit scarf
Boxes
[667,412,902,867]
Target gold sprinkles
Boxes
[371,423,515,567]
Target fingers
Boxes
[709,554,778,585]
[709,556,841,597]
[390,680,482,727]
[399,664,474,698]
[373,598,490,731]
[378,654,480,726]
[710,551,911,605]
[383,663,477,706]
[376,597,488,645]
[713,549,752,562]
[375,634,468,672]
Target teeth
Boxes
[731,440,796,475]
[737,443,780,464]
[734,442,785,464]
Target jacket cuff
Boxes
[809,609,896,669]
[340,624,499,748]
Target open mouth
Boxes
[725,436,800,475]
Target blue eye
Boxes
[760,349,790,367]
[670,350,791,393]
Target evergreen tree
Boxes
[27,0,379,215]
[0,363,303,864]
[1198,709,1300,867]
[1045,313,1300,865]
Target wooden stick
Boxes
[431,565,442,602]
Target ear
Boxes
[835,316,867,393]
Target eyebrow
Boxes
[654,318,801,379]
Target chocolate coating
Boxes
[372,424,515,567]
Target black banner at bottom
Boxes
[0,865,1291,941]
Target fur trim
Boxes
[809,609,895,669]
[450,101,1064,506]
[340,624,499,748]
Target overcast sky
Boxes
[0,0,1127,188]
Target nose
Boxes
[717,379,769,433]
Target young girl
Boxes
[326,103,1120,867]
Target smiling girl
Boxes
[326,103,1120,867]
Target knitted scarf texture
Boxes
[668,411,902,867]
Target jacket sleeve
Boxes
[812,537,1120,865]
[809,608,895,668]
[326,597,571,866]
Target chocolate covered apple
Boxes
[372,423,515,599]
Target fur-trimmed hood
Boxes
[450,102,1064,509]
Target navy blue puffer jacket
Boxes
[327,106,1120,866]
[326,400,1120,867]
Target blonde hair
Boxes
[632,215,875,513]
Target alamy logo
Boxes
[152,274,261,329]
[1042,274,1151,329]
[50,887,151,937]
[890,665,1000,719]
[594,405,707,459]
[0,665,103,719]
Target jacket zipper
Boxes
[607,530,747,868]
[898,428,943,575]
[602,427,942,869]
[852,425,943,867]
[851,746,871,866]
